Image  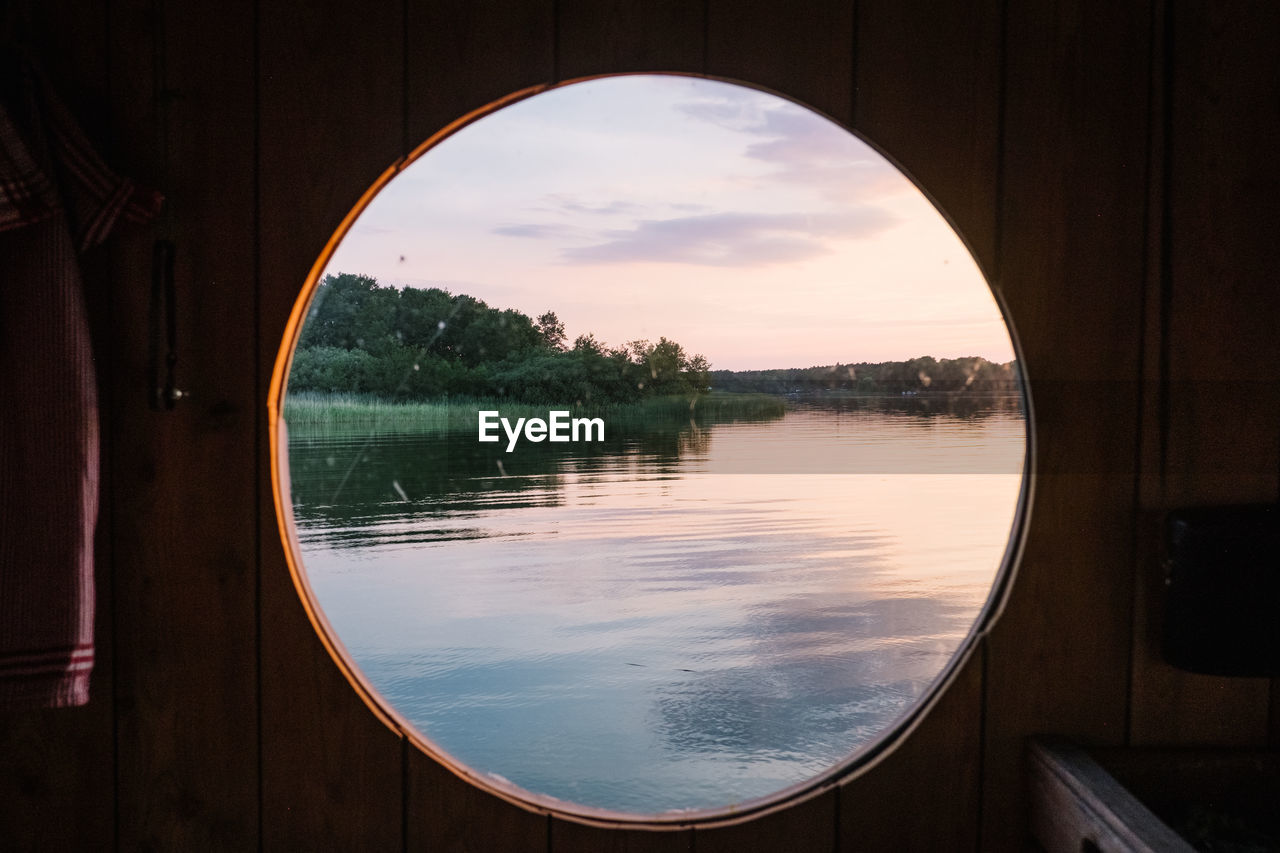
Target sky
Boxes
[322,74,1016,372]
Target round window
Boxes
[275,74,1027,818]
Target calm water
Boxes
[286,397,1025,814]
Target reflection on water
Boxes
[287,396,1025,813]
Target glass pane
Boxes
[280,75,1026,816]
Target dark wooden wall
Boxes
[2,1,1277,850]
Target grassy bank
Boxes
[282,391,786,436]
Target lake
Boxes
[285,395,1026,814]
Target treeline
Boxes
[290,273,710,403]
[710,356,1019,395]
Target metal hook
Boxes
[149,239,185,409]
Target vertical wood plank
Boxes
[558,0,704,80]
[1130,0,1173,756]
[0,701,116,849]
[839,648,985,852]
[694,789,836,853]
[853,0,1001,278]
[551,819,693,853]
[1162,0,1280,509]
[13,0,112,133]
[706,0,853,127]
[837,3,1002,845]
[0,2,118,847]
[408,749,549,852]
[106,0,260,848]
[406,0,555,156]
[1128,0,1279,748]
[401,3,561,847]
[258,0,406,848]
[1272,680,1280,747]
[982,0,1151,849]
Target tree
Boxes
[684,353,711,393]
[572,333,604,355]
[298,272,396,352]
[536,311,567,351]
[291,273,727,403]
[394,286,456,351]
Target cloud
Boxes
[492,223,579,239]
[560,198,644,216]
[674,87,771,132]
[676,91,905,198]
[561,208,897,267]
[529,193,647,217]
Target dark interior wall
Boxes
[1,1,1277,850]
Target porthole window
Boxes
[274,74,1027,818]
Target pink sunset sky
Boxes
[321,74,1016,372]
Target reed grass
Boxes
[282,391,785,437]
